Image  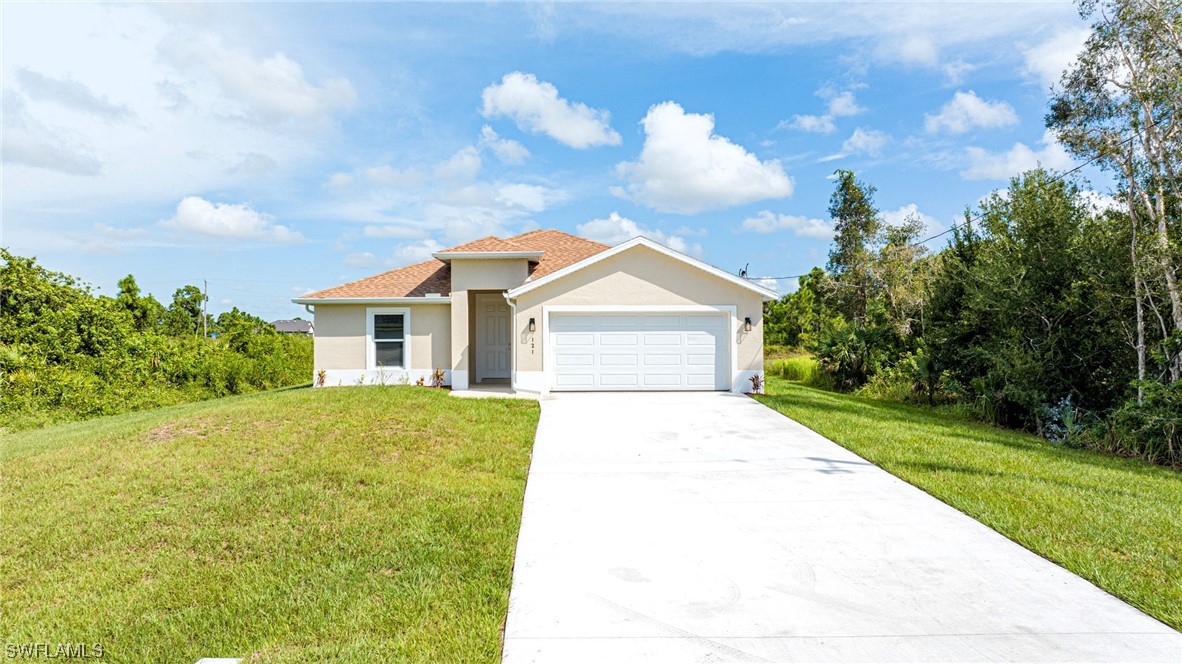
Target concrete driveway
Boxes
[502,392,1181,663]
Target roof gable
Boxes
[505,236,778,301]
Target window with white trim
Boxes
[366,307,410,370]
[373,314,404,367]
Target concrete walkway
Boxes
[502,393,1181,663]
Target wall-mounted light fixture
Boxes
[528,317,536,332]
[744,317,753,332]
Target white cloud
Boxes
[325,172,354,190]
[159,33,356,121]
[1022,29,1090,89]
[961,129,1074,180]
[924,91,1019,134]
[782,88,864,134]
[942,60,976,85]
[481,72,621,148]
[16,68,136,122]
[788,114,837,133]
[739,210,835,239]
[894,35,939,66]
[343,251,380,269]
[577,211,703,256]
[362,225,429,239]
[496,183,562,212]
[160,196,304,242]
[434,146,482,181]
[614,101,794,214]
[2,93,103,175]
[1080,190,1123,215]
[478,125,530,164]
[391,238,444,264]
[842,127,889,156]
[881,203,944,234]
[826,90,865,117]
[364,165,423,189]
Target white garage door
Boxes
[550,312,729,391]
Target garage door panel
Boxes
[554,374,595,387]
[600,354,639,366]
[551,312,729,392]
[555,354,594,366]
[600,374,641,387]
[643,354,682,366]
[555,333,594,346]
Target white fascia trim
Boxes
[542,304,740,393]
[504,236,778,301]
[431,252,542,262]
[292,297,450,305]
[365,306,411,371]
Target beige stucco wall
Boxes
[510,245,765,373]
[313,303,451,371]
[449,259,529,374]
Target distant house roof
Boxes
[298,229,610,300]
[272,319,314,334]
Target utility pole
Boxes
[202,279,208,340]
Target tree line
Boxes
[764,0,1181,466]
[0,249,311,431]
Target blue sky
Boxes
[2,2,1098,319]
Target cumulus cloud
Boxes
[924,91,1019,134]
[577,211,703,256]
[739,211,834,239]
[614,102,794,214]
[481,72,620,148]
[16,68,136,122]
[477,125,530,164]
[783,88,864,134]
[843,127,889,156]
[881,203,944,233]
[391,238,444,264]
[961,129,1074,180]
[160,196,304,242]
[1022,29,1090,89]
[434,146,482,181]
[159,33,356,121]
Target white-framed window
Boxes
[366,307,411,370]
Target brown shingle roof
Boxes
[507,229,610,280]
[300,259,451,299]
[299,229,610,299]
[434,236,531,253]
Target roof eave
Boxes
[292,296,452,305]
[431,251,543,262]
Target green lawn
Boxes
[756,376,1182,631]
[1,386,540,663]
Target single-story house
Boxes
[272,319,315,336]
[292,229,775,394]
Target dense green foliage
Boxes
[763,167,1179,466]
[0,250,312,431]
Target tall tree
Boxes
[827,170,881,323]
[116,275,164,333]
[1047,0,1182,381]
[166,285,207,338]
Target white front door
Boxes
[475,293,511,382]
